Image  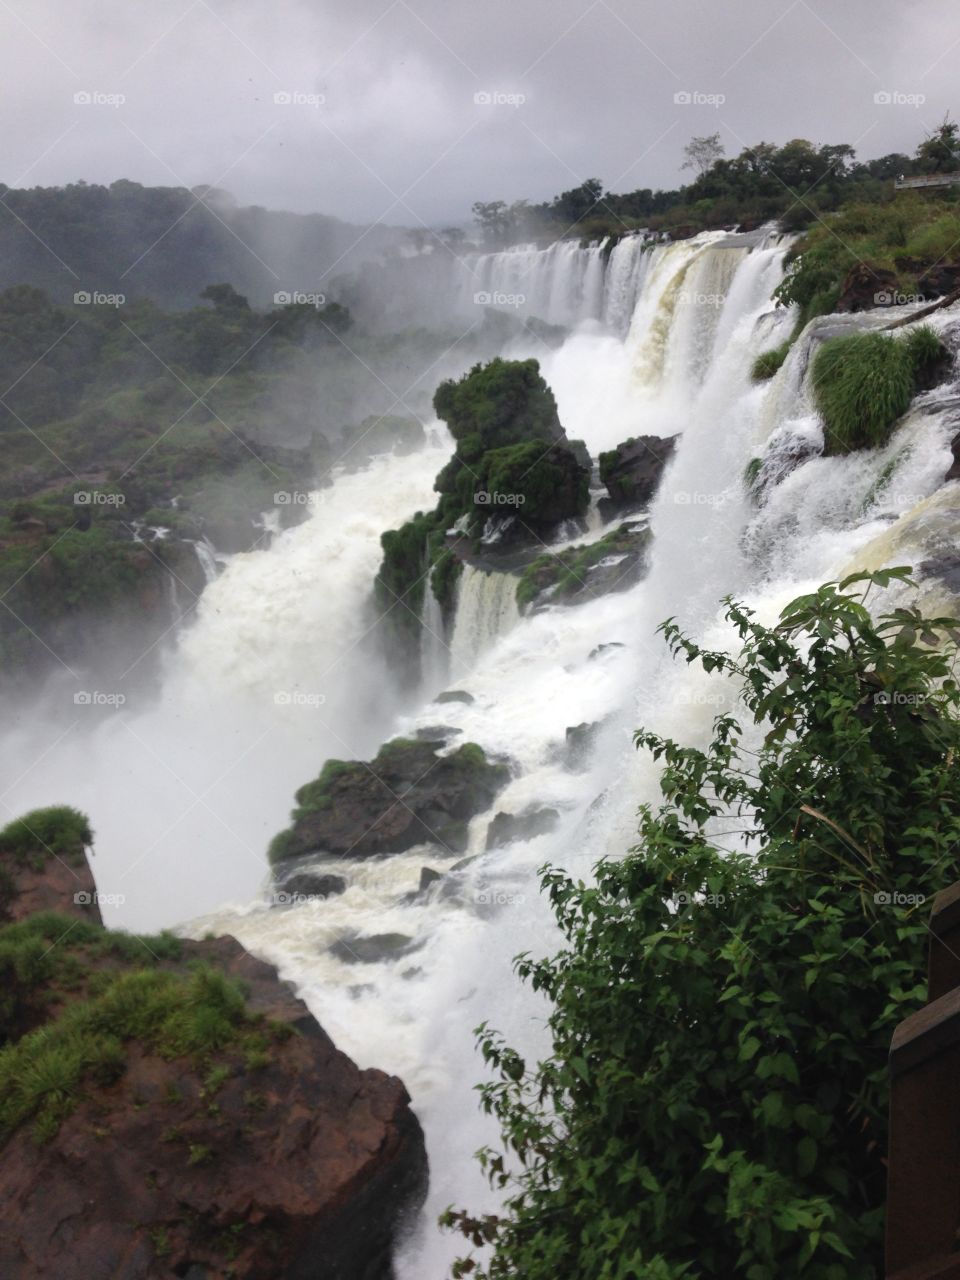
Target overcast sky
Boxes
[4,0,959,227]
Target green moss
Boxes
[515,524,641,609]
[751,341,791,381]
[812,325,947,455]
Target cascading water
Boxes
[447,566,521,680]
[2,228,958,1277]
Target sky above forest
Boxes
[4,0,959,225]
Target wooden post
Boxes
[886,884,960,1279]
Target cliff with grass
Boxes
[0,807,427,1280]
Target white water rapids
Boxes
[1,229,958,1277]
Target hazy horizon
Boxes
[4,0,959,227]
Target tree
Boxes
[472,201,513,247]
[681,133,725,176]
[445,570,960,1280]
[915,116,960,173]
[199,282,250,312]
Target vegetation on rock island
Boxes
[446,569,960,1280]
[374,359,591,678]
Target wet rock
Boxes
[835,262,900,313]
[330,932,422,964]
[275,871,347,902]
[565,721,601,771]
[598,434,678,516]
[415,724,462,742]
[516,522,651,612]
[485,807,561,850]
[589,642,626,660]
[270,739,510,863]
[418,866,443,893]
[435,690,475,705]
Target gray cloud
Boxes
[4,0,959,226]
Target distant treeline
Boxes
[472,119,960,244]
[0,180,407,309]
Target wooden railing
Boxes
[886,883,960,1278]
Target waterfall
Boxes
[458,234,653,331]
[2,226,958,1279]
[420,567,449,699]
[448,566,520,678]
[192,537,223,584]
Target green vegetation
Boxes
[0,962,263,1144]
[472,121,960,245]
[776,194,960,326]
[0,806,92,869]
[811,325,947,454]
[516,524,644,609]
[376,359,589,678]
[751,341,791,381]
[0,909,182,1044]
[446,570,960,1279]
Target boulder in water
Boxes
[269,738,510,863]
[485,807,560,850]
[516,523,651,612]
[435,690,475,705]
[330,932,422,964]
[598,434,678,516]
[273,870,347,903]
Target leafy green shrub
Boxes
[751,341,791,381]
[812,326,947,454]
[445,569,960,1279]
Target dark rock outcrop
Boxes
[485,807,560,850]
[516,522,651,612]
[598,434,678,516]
[0,806,102,926]
[275,870,347,902]
[270,738,510,864]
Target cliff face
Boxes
[0,818,428,1280]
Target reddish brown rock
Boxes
[1,849,102,926]
[0,936,428,1280]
